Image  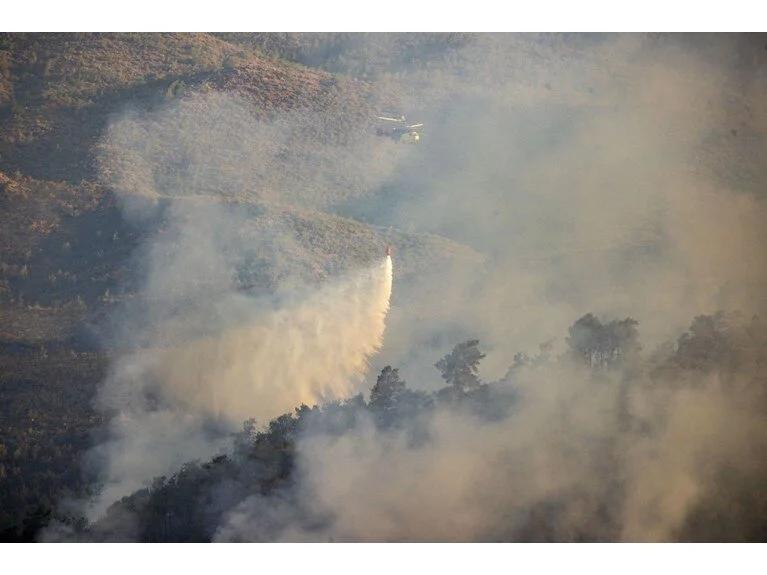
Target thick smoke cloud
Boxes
[96,91,402,220]
[350,33,767,378]
[212,34,767,542]
[58,33,767,541]
[213,350,767,542]
[84,233,391,519]
[78,93,396,521]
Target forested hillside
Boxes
[0,32,478,539]
[42,311,767,542]
[2,32,767,542]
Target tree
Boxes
[566,314,640,369]
[435,339,486,392]
[268,413,297,445]
[370,366,432,431]
[503,339,556,381]
[369,366,406,413]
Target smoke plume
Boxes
[213,335,767,542]
[211,33,767,542]
[78,92,395,520]
[49,33,767,542]
[347,33,767,380]
[85,247,391,519]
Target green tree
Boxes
[567,314,640,368]
[435,339,486,392]
[369,366,406,413]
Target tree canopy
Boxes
[435,339,486,392]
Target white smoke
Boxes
[140,254,392,422]
[214,354,767,543]
[70,83,399,523]
[83,237,392,520]
[43,33,767,542]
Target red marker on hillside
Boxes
[386,246,392,256]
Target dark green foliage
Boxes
[673,312,739,372]
[504,340,555,380]
[653,312,767,385]
[326,394,368,434]
[566,313,640,369]
[435,339,486,392]
[0,351,105,540]
[369,366,406,413]
[370,366,433,430]
[7,309,767,542]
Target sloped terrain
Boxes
[0,33,488,537]
[3,32,767,542]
